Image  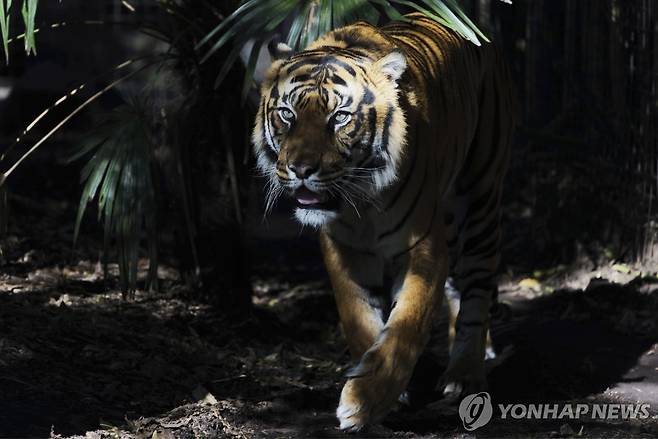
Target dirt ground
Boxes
[1,184,657,439]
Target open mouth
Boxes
[294,186,338,210]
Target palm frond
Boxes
[0,0,12,63]
[0,57,170,297]
[198,0,511,92]
[20,0,37,55]
[0,0,41,64]
[69,100,159,296]
[0,58,161,182]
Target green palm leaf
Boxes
[20,0,37,55]
[0,0,41,63]
[69,100,159,296]
[198,0,508,93]
[286,2,311,48]
[0,0,12,64]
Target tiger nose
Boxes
[288,162,318,179]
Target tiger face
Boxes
[253,44,408,227]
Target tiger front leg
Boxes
[320,234,386,360]
[335,239,447,431]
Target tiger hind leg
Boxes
[445,277,496,361]
[442,256,499,399]
[440,167,506,397]
[440,57,513,398]
[442,276,498,399]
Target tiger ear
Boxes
[268,39,294,61]
[375,49,407,82]
[240,37,294,88]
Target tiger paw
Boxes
[441,377,487,402]
[442,381,464,402]
[439,355,487,402]
[336,343,411,431]
[440,324,488,395]
[337,375,399,432]
[336,378,372,432]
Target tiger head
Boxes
[252,33,408,227]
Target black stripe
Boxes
[345,112,364,139]
[340,48,370,60]
[458,215,492,245]
[344,90,373,138]
[286,56,323,73]
[354,150,373,168]
[333,31,381,53]
[463,237,499,258]
[359,154,386,170]
[288,83,313,98]
[291,74,312,83]
[467,192,502,233]
[380,105,394,154]
[454,187,500,243]
[326,233,376,256]
[270,83,280,100]
[310,46,364,61]
[462,217,499,254]
[332,58,357,76]
[468,188,495,218]
[263,103,277,154]
[391,198,438,259]
[403,32,438,68]
[289,55,359,77]
[342,95,353,107]
[366,107,377,148]
[263,145,277,161]
[332,75,347,86]
[379,163,428,239]
[457,81,502,195]
[384,141,418,210]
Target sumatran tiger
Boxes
[252,12,515,431]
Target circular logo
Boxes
[459,392,493,431]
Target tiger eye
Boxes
[279,108,294,122]
[333,111,351,124]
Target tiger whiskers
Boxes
[264,177,284,216]
[343,167,386,212]
[330,184,361,219]
[344,166,386,180]
[340,179,383,212]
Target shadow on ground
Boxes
[0,194,657,438]
[1,245,657,438]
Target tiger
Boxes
[252,12,515,431]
